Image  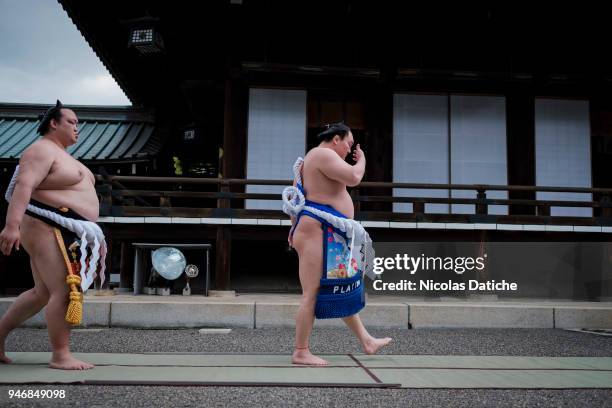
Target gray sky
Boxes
[0,0,130,106]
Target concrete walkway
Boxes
[1,294,611,329]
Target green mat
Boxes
[8,353,357,367]
[3,365,377,387]
[1,353,611,388]
[358,355,612,371]
[372,369,612,389]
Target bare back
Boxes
[302,147,355,219]
[26,139,99,221]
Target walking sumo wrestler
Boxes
[283,122,391,366]
[0,100,106,370]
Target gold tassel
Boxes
[65,275,83,325]
[53,228,84,326]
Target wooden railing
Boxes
[95,175,612,226]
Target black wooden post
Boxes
[601,194,612,218]
[215,180,231,290]
[476,188,488,215]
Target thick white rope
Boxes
[281,157,305,217]
[281,158,378,280]
[5,165,106,291]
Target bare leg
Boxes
[342,314,392,355]
[0,260,49,363]
[21,217,93,370]
[291,217,328,366]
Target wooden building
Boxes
[1,1,611,299]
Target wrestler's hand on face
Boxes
[0,225,20,256]
[352,144,364,162]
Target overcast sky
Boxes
[0,0,130,106]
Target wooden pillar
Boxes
[213,77,248,290]
[476,230,491,283]
[589,96,612,217]
[214,179,232,289]
[222,78,248,207]
[506,92,536,215]
[361,87,393,212]
[215,226,231,290]
[119,241,133,290]
[475,188,488,215]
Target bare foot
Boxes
[49,354,94,370]
[292,349,329,366]
[0,352,11,364]
[363,337,392,355]
[0,333,11,363]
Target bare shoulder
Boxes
[306,147,336,162]
[20,139,58,162]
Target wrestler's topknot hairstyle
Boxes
[37,100,64,135]
[317,122,350,142]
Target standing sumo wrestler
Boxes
[0,100,106,370]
